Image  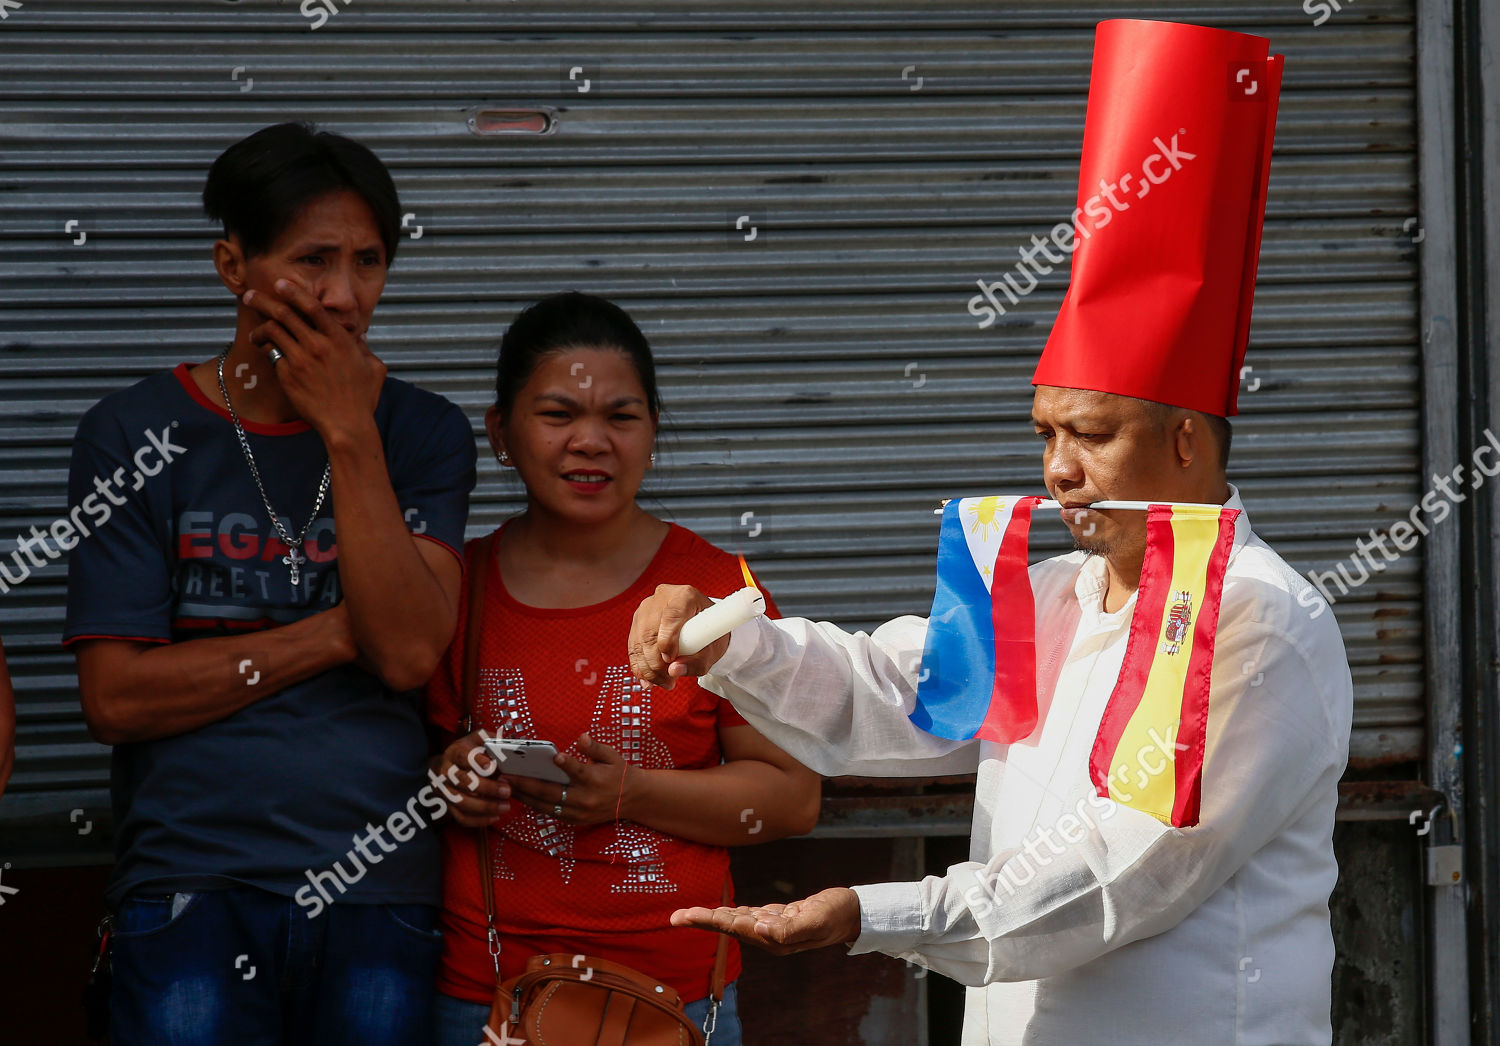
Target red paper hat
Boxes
[1031,20,1283,418]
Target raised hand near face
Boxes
[241,278,385,441]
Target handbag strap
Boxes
[460,531,501,978]
[697,876,731,1043]
[710,876,729,1000]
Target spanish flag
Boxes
[1088,504,1239,827]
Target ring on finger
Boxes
[267,347,285,365]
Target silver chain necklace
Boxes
[216,346,331,587]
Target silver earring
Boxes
[650,452,656,467]
[498,451,511,466]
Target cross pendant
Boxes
[283,546,306,587]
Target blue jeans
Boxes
[110,884,444,1046]
[433,981,742,1046]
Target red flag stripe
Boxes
[1089,507,1176,798]
[979,496,1040,743]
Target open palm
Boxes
[670,887,861,956]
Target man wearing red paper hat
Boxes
[629,20,1352,1045]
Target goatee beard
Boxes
[1073,537,1110,557]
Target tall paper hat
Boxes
[1031,20,1283,418]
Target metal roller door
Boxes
[0,0,1421,863]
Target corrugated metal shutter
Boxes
[0,0,1420,862]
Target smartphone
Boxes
[482,738,570,784]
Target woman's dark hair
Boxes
[202,122,402,264]
[495,292,661,416]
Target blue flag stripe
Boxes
[912,499,996,740]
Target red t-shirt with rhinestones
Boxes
[424,522,780,1005]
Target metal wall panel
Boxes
[0,0,1421,860]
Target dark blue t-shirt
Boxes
[63,362,477,909]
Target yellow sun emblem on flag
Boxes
[966,496,1008,540]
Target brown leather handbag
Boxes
[488,950,722,1046]
[458,532,730,1046]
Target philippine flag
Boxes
[911,495,1042,743]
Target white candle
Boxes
[677,587,766,656]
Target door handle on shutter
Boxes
[467,107,557,136]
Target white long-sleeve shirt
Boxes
[701,486,1352,1045]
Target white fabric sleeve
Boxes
[698,613,981,778]
[845,618,1349,985]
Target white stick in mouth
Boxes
[677,587,766,656]
[933,498,1226,514]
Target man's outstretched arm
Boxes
[672,619,1350,988]
[629,584,978,778]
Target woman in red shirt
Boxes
[425,292,821,1046]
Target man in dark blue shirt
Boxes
[64,123,477,1046]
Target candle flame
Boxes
[737,553,756,589]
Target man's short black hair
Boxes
[1201,412,1232,469]
[202,122,401,264]
[1134,396,1232,471]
